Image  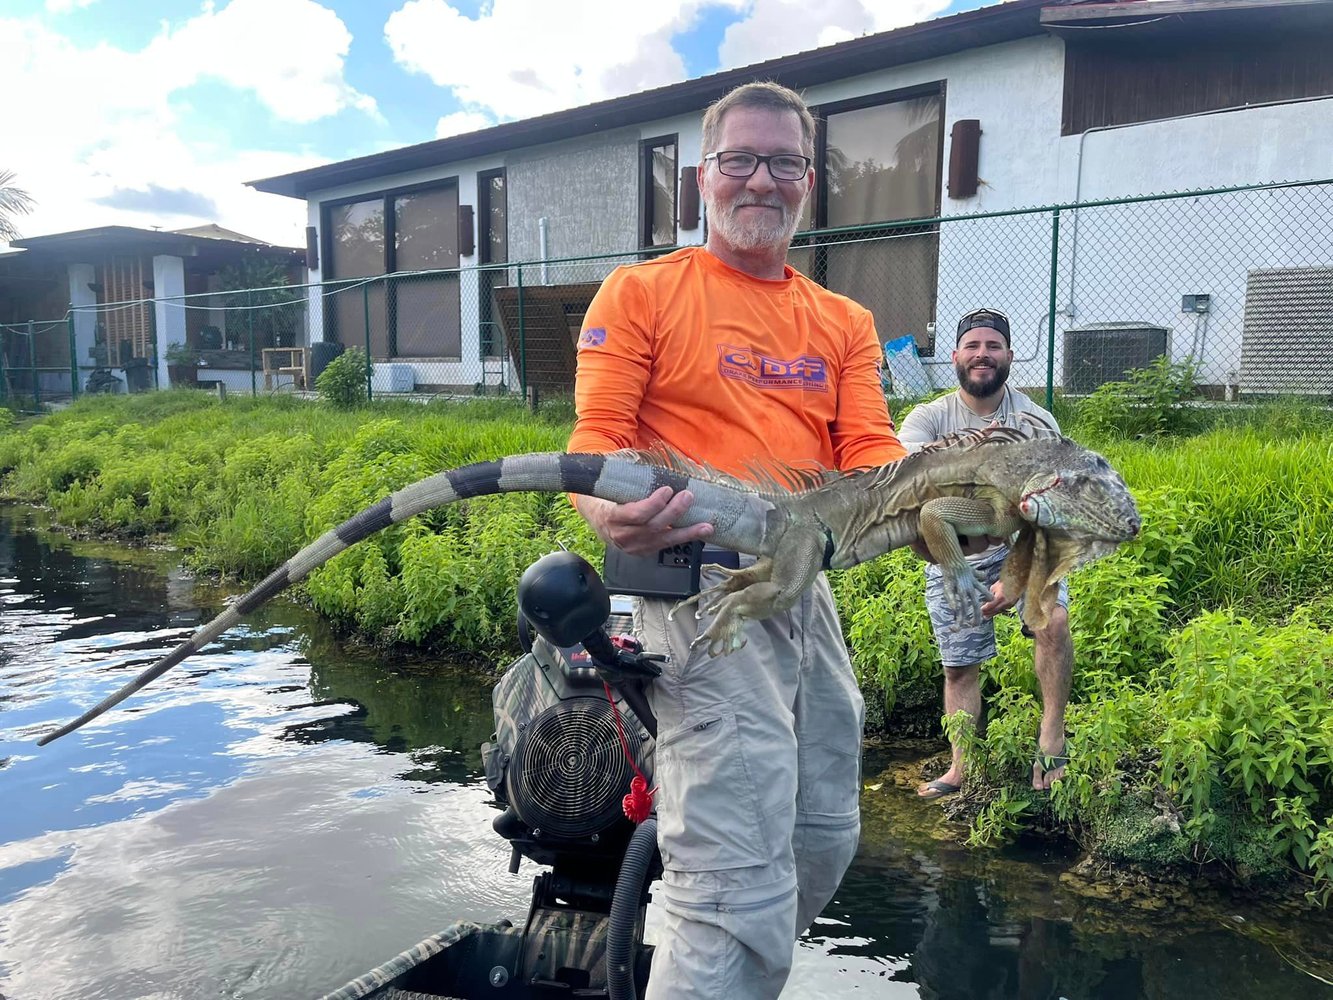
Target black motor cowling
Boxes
[479,552,659,999]
[482,552,655,867]
[507,691,648,841]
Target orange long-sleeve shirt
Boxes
[568,247,905,480]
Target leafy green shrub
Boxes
[316,347,368,409]
[1064,550,1171,685]
[164,341,200,366]
[1076,356,1206,441]
[834,550,939,723]
[966,787,1033,847]
[4,387,1333,902]
[1156,610,1333,894]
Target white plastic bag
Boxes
[882,335,932,400]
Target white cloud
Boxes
[152,0,378,124]
[385,0,959,124]
[435,110,495,139]
[385,0,748,121]
[3,0,969,250]
[385,1,957,125]
[1,1,374,247]
[718,0,953,69]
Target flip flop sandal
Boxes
[1032,746,1069,788]
[917,779,962,800]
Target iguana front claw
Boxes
[942,565,992,630]
[689,602,750,656]
[667,588,716,624]
[666,594,700,623]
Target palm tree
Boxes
[0,170,35,244]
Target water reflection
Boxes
[1,505,1331,999]
[296,640,496,785]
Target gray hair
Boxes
[701,81,817,159]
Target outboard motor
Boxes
[481,551,663,998]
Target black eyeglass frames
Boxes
[703,151,812,181]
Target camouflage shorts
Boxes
[923,546,1069,668]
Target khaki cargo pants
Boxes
[634,559,864,999]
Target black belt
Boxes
[701,546,741,569]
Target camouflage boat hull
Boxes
[318,913,653,999]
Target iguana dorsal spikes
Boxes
[630,443,836,496]
[37,429,1141,746]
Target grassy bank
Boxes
[0,393,597,658]
[1,388,1331,904]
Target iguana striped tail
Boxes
[37,452,762,746]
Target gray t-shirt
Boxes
[897,385,1060,562]
[897,384,1059,450]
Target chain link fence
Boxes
[794,177,1333,405]
[0,317,82,411]
[2,179,1329,413]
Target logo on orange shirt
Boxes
[717,345,828,392]
[578,327,607,349]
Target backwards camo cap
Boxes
[956,308,1010,347]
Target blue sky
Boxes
[3,0,996,248]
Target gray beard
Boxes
[705,193,802,253]
[956,360,1010,398]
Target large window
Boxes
[478,168,507,359]
[323,179,461,359]
[639,135,677,250]
[326,197,387,357]
[792,85,944,353]
[392,184,460,358]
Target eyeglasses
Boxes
[704,151,812,181]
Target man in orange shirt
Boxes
[570,81,906,998]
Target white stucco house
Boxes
[248,0,1333,399]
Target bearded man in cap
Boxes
[897,308,1074,800]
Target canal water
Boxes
[1,505,1330,999]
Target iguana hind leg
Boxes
[668,560,770,621]
[667,558,776,657]
[694,579,786,656]
[683,531,825,657]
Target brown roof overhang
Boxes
[10,226,301,261]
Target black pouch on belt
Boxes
[603,540,708,599]
[604,542,746,599]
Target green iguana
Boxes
[38,425,1139,746]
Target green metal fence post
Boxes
[248,289,257,397]
[28,320,40,411]
[363,283,373,402]
[516,264,527,405]
[1045,207,1061,412]
[67,310,80,400]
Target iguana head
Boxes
[1016,443,1140,542]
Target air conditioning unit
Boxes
[1062,323,1169,393]
[371,362,415,393]
[1240,266,1333,396]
